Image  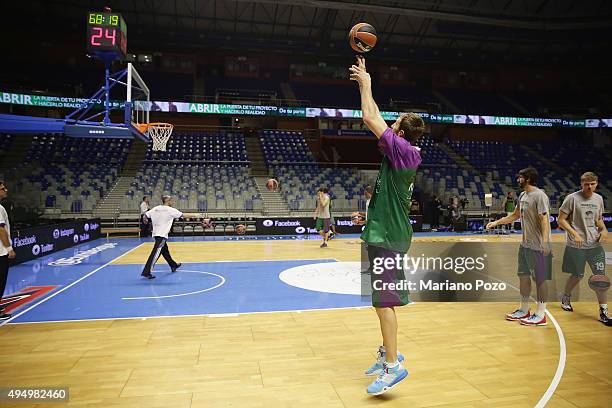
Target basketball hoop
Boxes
[145,123,173,151]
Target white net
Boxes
[148,123,173,151]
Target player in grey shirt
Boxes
[487,167,552,326]
[558,172,610,326]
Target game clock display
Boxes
[86,12,127,58]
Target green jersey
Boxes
[504,196,516,212]
[361,128,421,253]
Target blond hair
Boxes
[580,172,598,182]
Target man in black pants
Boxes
[139,196,151,237]
[141,195,202,279]
[0,181,16,320]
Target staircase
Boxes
[280,83,298,104]
[438,143,478,174]
[254,176,290,215]
[93,140,147,218]
[520,145,565,174]
[245,135,268,176]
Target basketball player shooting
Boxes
[350,55,425,395]
[141,194,204,279]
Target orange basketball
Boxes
[349,23,377,53]
[266,178,279,191]
[235,224,246,235]
[588,274,610,292]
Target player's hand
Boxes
[485,221,496,230]
[349,56,371,87]
[571,232,585,244]
[8,249,16,259]
[599,232,608,243]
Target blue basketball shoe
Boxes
[367,361,409,395]
[364,346,405,376]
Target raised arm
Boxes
[349,56,388,138]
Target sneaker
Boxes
[365,346,405,376]
[141,273,156,279]
[561,294,573,312]
[505,309,530,321]
[171,263,182,273]
[320,242,328,248]
[600,309,611,326]
[0,312,12,321]
[520,314,547,326]
[366,362,409,396]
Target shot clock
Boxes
[86,11,127,59]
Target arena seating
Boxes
[530,140,612,207]
[260,130,314,164]
[145,130,248,162]
[123,164,262,212]
[11,135,131,212]
[448,139,580,207]
[122,130,261,212]
[272,165,371,211]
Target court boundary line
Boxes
[0,243,144,327]
[474,271,566,408]
[114,258,339,264]
[7,305,374,325]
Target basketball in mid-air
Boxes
[235,224,246,235]
[266,178,279,191]
[349,23,377,53]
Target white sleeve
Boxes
[145,209,153,218]
[0,210,6,227]
[172,208,183,218]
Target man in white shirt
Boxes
[141,195,202,279]
[313,188,331,248]
[0,181,16,320]
[139,196,151,237]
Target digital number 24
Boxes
[91,27,116,46]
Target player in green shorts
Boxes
[350,55,425,395]
[487,167,552,326]
[558,172,610,325]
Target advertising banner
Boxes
[1,91,610,127]
[256,216,422,235]
[11,219,101,264]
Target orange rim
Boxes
[135,123,173,134]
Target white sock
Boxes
[520,297,530,312]
[386,360,399,369]
[600,304,608,312]
[536,301,546,317]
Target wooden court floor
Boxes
[0,235,610,407]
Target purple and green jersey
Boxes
[361,128,421,253]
